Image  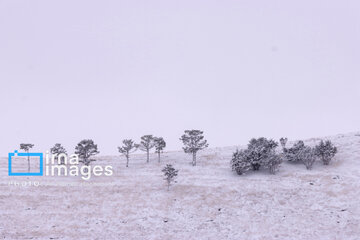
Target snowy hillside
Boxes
[1,132,360,239]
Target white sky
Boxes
[0,0,359,156]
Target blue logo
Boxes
[8,150,43,176]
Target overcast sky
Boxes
[0,0,359,156]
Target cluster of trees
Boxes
[281,138,337,169]
[118,130,209,167]
[49,140,100,166]
[117,130,208,190]
[117,135,166,167]
[19,140,100,172]
[230,138,282,175]
[18,129,210,190]
[19,131,339,190]
[231,137,337,175]
[19,129,209,170]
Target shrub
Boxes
[315,140,337,165]
[301,146,316,170]
[283,140,306,163]
[247,138,278,171]
[283,140,317,170]
[230,149,252,175]
[231,138,282,175]
[263,151,283,174]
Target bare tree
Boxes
[20,143,34,172]
[138,135,155,163]
[162,164,179,191]
[180,130,209,166]
[75,139,99,166]
[118,139,137,167]
[154,137,166,163]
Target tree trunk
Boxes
[126,156,129,167]
[27,153,30,172]
[158,152,161,163]
[147,150,149,163]
[322,156,328,165]
[192,152,196,166]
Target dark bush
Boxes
[315,140,337,165]
[247,138,278,171]
[230,149,252,175]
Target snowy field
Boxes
[1,132,360,240]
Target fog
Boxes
[0,0,359,155]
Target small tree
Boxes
[138,135,155,163]
[20,143,34,172]
[315,140,337,165]
[162,164,179,191]
[246,138,278,170]
[50,143,67,164]
[154,137,166,163]
[118,139,137,167]
[230,149,252,175]
[180,130,209,166]
[75,139,99,166]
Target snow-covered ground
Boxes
[1,132,360,239]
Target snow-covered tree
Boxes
[315,140,337,165]
[154,137,166,163]
[283,140,306,163]
[75,139,99,166]
[231,138,282,175]
[301,146,316,170]
[230,149,252,175]
[283,140,316,170]
[180,130,209,166]
[262,151,283,174]
[246,137,278,170]
[162,164,179,190]
[20,143,34,172]
[138,135,155,163]
[50,143,67,164]
[118,139,137,167]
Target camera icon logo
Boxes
[8,150,43,176]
